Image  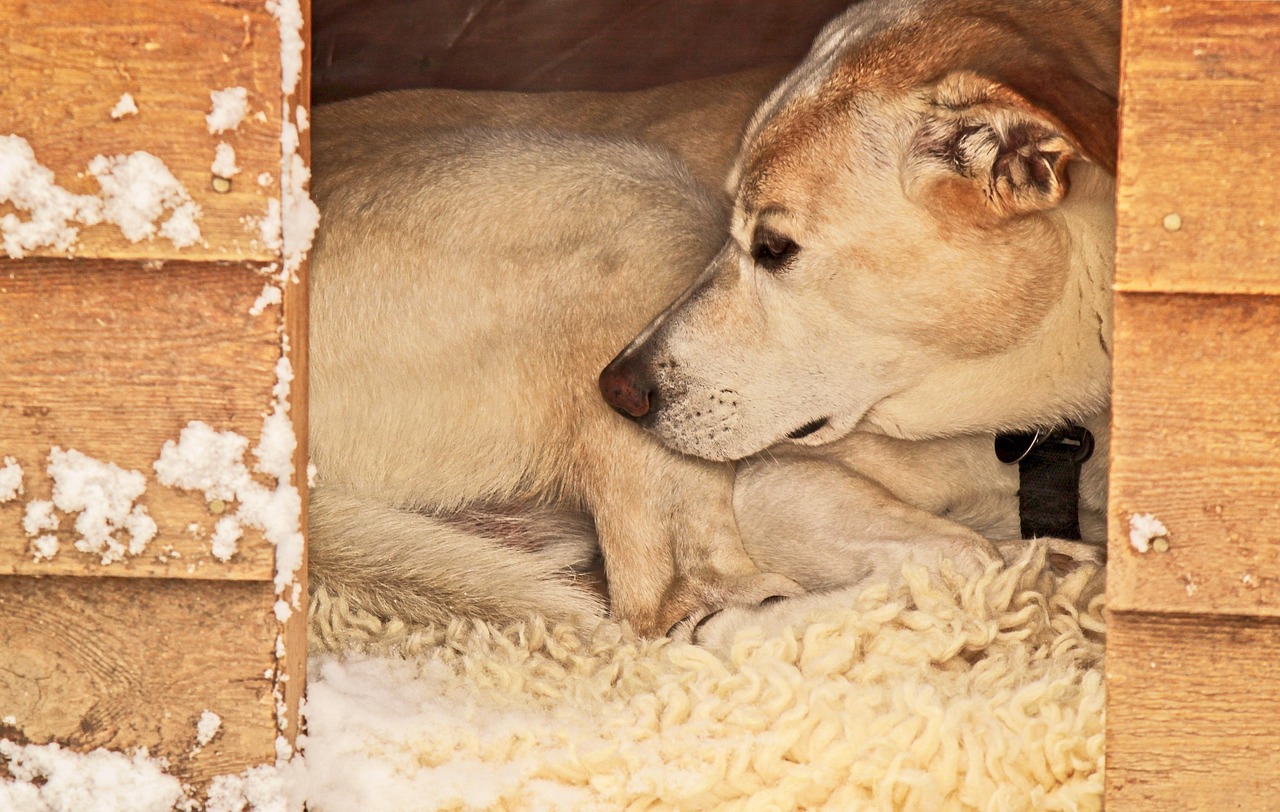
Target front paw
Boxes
[661,571,803,642]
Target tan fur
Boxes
[600,0,1119,645]
[310,0,1119,645]
[308,106,802,636]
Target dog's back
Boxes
[307,123,731,629]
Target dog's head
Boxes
[601,1,1120,461]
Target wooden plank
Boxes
[1108,292,1280,616]
[1115,0,1280,295]
[0,0,282,261]
[1105,611,1280,809]
[0,259,282,580]
[277,0,312,749]
[0,576,281,791]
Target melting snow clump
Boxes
[0,739,184,812]
[1128,513,1169,554]
[31,534,59,561]
[0,135,104,258]
[207,87,249,134]
[155,410,303,595]
[0,456,22,501]
[250,283,283,316]
[211,516,242,562]
[212,143,240,179]
[47,447,155,564]
[88,152,202,248]
[22,499,57,535]
[194,711,222,750]
[110,93,138,120]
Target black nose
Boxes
[599,352,654,419]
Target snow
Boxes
[300,655,597,812]
[154,407,303,596]
[211,516,242,562]
[0,740,184,812]
[207,762,302,812]
[0,135,103,258]
[212,143,240,179]
[31,534,59,561]
[88,152,201,248]
[249,283,282,316]
[195,711,222,750]
[206,87,249,135]
[0,456,22,501]
[109,94,138,120]
[154,422,251,503]
[22,499,57,535]
[266,0,305,96]
[1128,512,1169,554]
[46,448,155,564]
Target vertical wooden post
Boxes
[1107,0,1280,807]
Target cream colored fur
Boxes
[308,126,800,637]
[310,0,1119,643]
[601,0,1119,642]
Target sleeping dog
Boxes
[308,0,1117,642]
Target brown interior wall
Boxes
[312,0,848,102]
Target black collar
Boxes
[995,424,1095,540]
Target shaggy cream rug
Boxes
[304,546,1106,811]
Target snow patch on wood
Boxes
[212,143,240,179]
[0,456,23,502]
[206,87,249,135]
[88,152,202,248]
[47,447,156,564]
[0,135,104,257]
[109,93,139,120]
[0,739,184,812]
[1128,512,1169,554]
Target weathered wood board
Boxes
[1105,612,1280,809]
[1108,0,1280,808]
[0,0,311,789]
[0,576,282,790]
[0,259,282,580]
[1115,0,1280,295]
[1108,292,1280,618]
[0,0,283,261]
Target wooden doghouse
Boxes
[2,0,1278,807]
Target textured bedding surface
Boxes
[304,546,1106,811]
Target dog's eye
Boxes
[751,230,799,270]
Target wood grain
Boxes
[0,0,282,261]
[1108,292,1280,617]
[0,576,280,791]
[1106,611,1280,809]
[1116,0,1280,295]
[278,0,312,748]
[0,259,282,579]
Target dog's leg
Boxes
[573,426,803,637]
[672,455,1001,648]
[308,486,606,630]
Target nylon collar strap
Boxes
[994,424,1095,540]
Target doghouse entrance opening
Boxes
[312,1,847,101]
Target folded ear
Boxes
[908,72,1082,219]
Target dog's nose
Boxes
[599,354,653,419]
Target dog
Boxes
[308,0,1118,644]
[307,83,806,637]
[600,0,1119,646]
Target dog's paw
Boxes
[661,571,803,641]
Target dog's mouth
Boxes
[785,417,830,440]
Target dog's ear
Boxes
[907,71,1083,219]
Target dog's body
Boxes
[309,0,1118,643]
